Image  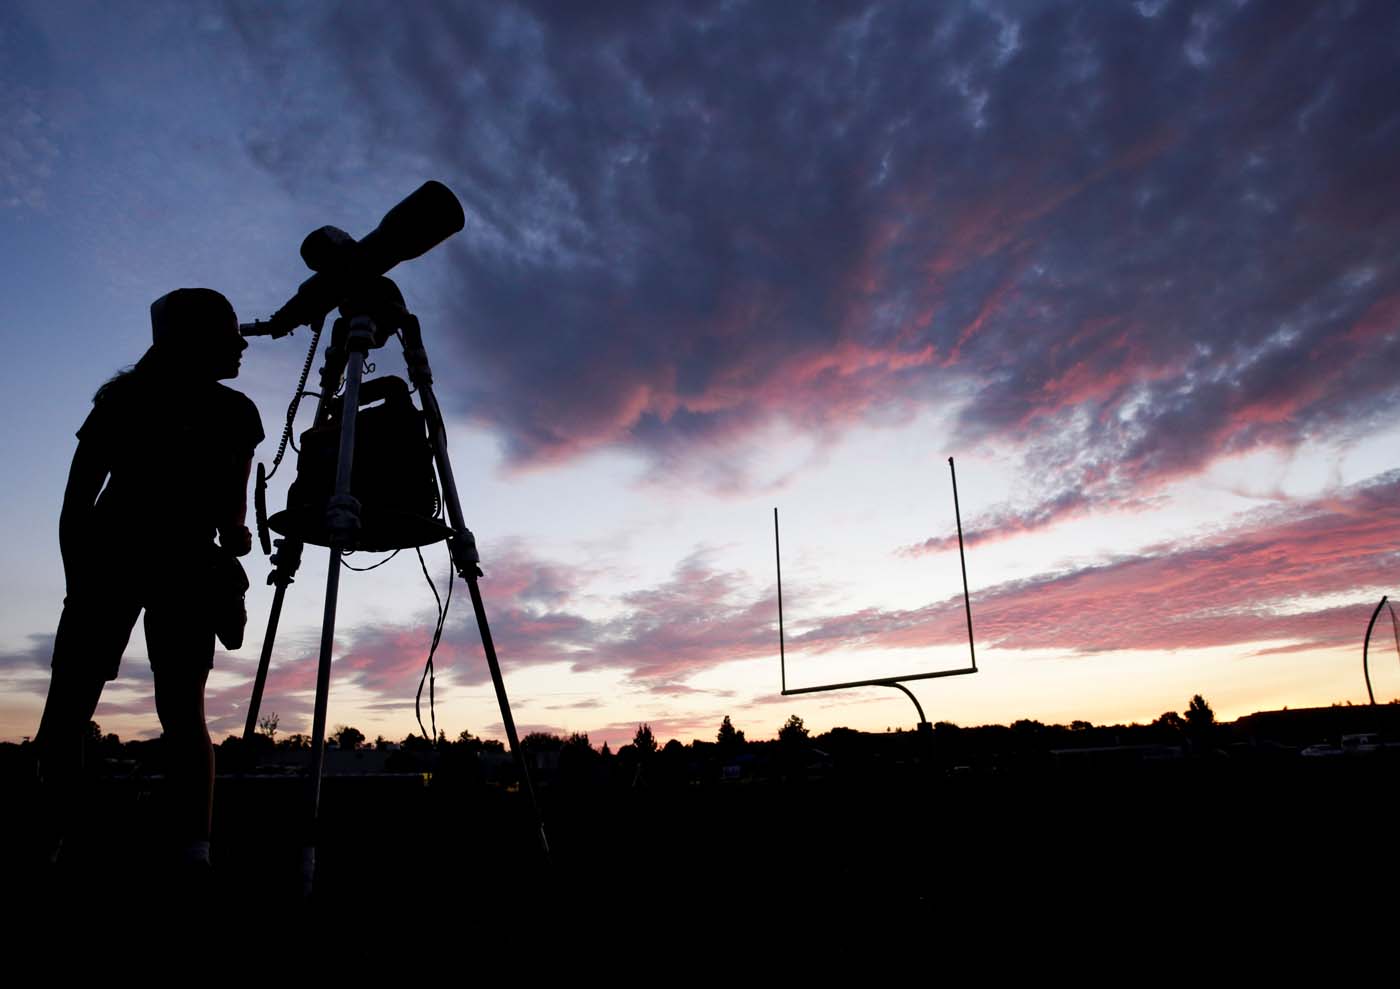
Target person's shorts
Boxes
[51,555,216,682]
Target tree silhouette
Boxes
[1185,694,1215,729]
[659,738,687,783]
[1184,694,1217,753]
[717,715,746,753]
[331,725,365,751]
[562,732,593,754]
[521,731,564,753]
[85,722,121,759]
[555,732,598,784]
[1154,711,1185,731]
[257,712,279,742]
[778,714,808,745]
[632,723,657,758]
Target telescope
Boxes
[240,180,465,339]
[240,180,550,892]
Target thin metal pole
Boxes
[949,457,977,671]
[781,665,975,695]
[242,538,303,743]
[1363,595,1388,706]
[464,573,548,855]
[404,318,549,857]
[887,682,928,725]
[302,317,374,893]
[243,577,287,743]
[304,546,343,889]
[775,507,786,694]
[244,318,338,743]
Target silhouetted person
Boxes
[35,288,262,878]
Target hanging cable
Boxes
[341,549,401,572]
[414,545,454,743]
[265,316,326,481]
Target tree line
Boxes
[17,693,1397,785]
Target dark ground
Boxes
[8,755,1397,927]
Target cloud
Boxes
[218,1,1400,501]
[804,470,1400,657]
[645,683,735,698]
[544,698,604,711]
[428,547,776,687]
[0,632,54,672]
[0,83,59,210]
[222,469,1400,725]
[2,469,1392,740]
[0,10,61,210]
[7,1,1399,740]
[219,545,776,730]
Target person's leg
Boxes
[35,594,138,858]
[35,665,107,857]
[147,607,216,856]
[36,666,106,779]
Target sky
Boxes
[1,0,1397,748]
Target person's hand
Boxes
[220,525,253,557]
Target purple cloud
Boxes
[224,1,1400,502]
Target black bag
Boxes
[270,375,447,551]
[211,546,250,650]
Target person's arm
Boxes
[58,439,110,596]
[217,453,254,557]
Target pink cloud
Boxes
[16,469,1389,745]
[823,472,1398,659]
[229,472,1400,730]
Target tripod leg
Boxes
[301,317,375,895]
[242,538,304,743]
[241,581,286,743]
[244,321,344,746]
[404,331,549,858]
[464,571,550,856]
[302,542,345,893]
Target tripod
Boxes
[240,290,547,893]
